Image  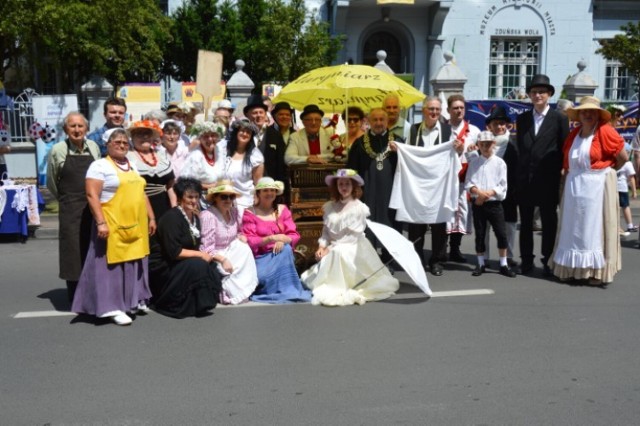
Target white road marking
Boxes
[12,289,494,318]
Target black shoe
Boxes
[519,262,534,275]
[448,251,467,263]
[542,263,553,277]
[472,265,485,276]
[500,265,517,278]
[507,258,519,268]
[430,263,443,276]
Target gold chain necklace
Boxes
[363,131,394,170]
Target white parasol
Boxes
[365,220,431,296]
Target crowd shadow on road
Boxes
[37,288,69,311]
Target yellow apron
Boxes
[103,158,149,264]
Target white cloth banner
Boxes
[390,141,461,224]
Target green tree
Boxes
[597,21,640,110]
[163,0,343,87]
[1,0,171,92]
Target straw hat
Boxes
[566,96,611,122]
[206,180,241,203]
[324,168,364,187]
[254,177,284,195]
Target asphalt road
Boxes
[1,231,640,425]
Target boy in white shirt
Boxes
[617,159,637,236]
[465,131,516,278]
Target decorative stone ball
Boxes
[43,124,57,142]
[0,129,10,145]
[29,122,44,141]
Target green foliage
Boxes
[163,0,344,87]
[597,22,640,93]
[0,0,171,90]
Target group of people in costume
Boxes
[46,73,630,325]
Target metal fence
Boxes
[0,88,39,143]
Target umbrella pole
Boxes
[352,236,422,289]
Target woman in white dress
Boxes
[301,168,399,306]
[222,120,264,210]
[180,121,225,190]
[200,180,258,305]
[552,97,627,285]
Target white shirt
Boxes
[465,154,507,202]
[419,122,442,148]
[86,158,140,202]
[533,105,550,135]
[617,161,635,192]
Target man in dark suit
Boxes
[406,97,456,276]
[244,94,287,190]
[510,74,569,276]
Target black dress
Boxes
[149,207,221,318]
[127,150,175,220]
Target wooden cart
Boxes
[288,163,342,270]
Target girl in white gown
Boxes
[301,169,399,306]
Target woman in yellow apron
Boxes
[72,128,156,326]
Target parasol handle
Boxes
[352,236,422,289]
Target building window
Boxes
[604,61,637,101]
[488,38,540,99]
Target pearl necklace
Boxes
[178,206,200,245]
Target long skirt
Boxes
[151,258,221,319]
[251,244,311,304]
[72,228,151,317]
[218,239,258,305]
[302,235,399,307]
[552,168,620,282]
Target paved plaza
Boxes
[1,210,640,425]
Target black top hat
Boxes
[300,104,324,120]
[526,74,555,96]
[272,102,294,116]
[485,105,512,125]
[243,94,268,116]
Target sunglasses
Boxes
[109,141,129,146]
[218,194,236,201]
[347,117,361,123]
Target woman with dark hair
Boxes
[149,177,222,318]
[301,169,399,306]
[222,120,264,210]
[339,106,366,152]
[72,128,155,325]
[552,97,627,285]
[242,177,311,303]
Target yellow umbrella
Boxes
[272,64,425,113]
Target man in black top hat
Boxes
[244,94,287,185]
[506,74,569,276]
[270,102,296,147]
[285,104,333,165]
